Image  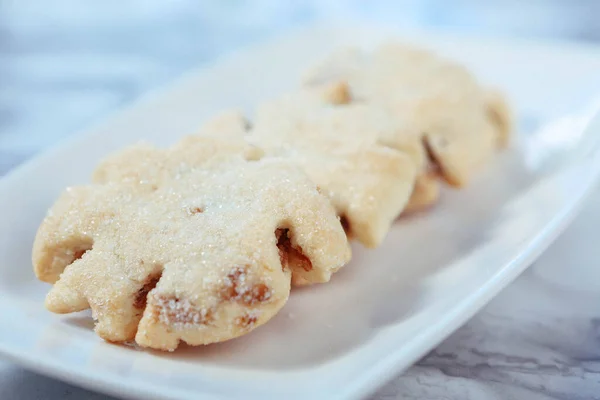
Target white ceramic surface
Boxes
[1,23,600,400]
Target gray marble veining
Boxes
[2,2,600,399]
[377,197,600,399]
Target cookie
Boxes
[305,43,512,196]
[197,84,418,248]
[484,89,513,148]
[33,136,350,350]
[402,170,440,214]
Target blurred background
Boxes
[1,0,600,173]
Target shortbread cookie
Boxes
[305,43,512,197]
[402,170,440,214]
[33,137,350,351]
[251,84,419,247]
[197,86,418,249]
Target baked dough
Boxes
[33,137,350,350]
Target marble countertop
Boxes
[2,2,600,399]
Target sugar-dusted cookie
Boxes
[33,137,350,350]
[402,170,440,214]
[305,43,512,195]
[251,84,418,248]
[197,84,418,249]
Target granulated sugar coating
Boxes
[32,136,350,351]
[197,84,419,249]
[304,43,512,208]
[251,83,419,248]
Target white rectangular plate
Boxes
[1,22,600,400]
